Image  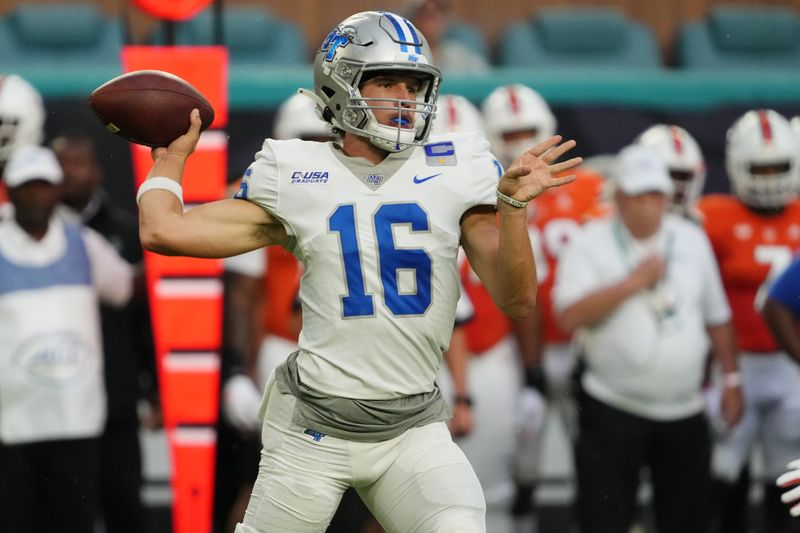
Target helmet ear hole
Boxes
[321,86,336,99]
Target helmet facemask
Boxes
[309,11,442,153]
[726,110,800,209]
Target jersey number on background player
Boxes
[329,202,432,318]
[754,244,793,311]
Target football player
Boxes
[0,74,45,207]
[429,92,527,533]
[698,109,800,533]
[634,124,706,220]
[217,93,329,531]
[135,11,581,533]
[481,84,607,528]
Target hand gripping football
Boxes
[89,70,215,147]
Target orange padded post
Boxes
[122,45,227,533]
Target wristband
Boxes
[723,371,742,388]
[453,394,474,407]
[137,177,184,207]
[496,189,527,208]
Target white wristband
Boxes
[723,371,742,388]
[496,189,527,208]
[137,177,184,207]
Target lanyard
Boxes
[612,218,677,323]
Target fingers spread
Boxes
[503,166,531,181]
[549,156,584,175]
[540,139,577,164]
[548,175,577,189]
[525,135,562,158]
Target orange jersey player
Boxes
[698,109,800,533]
[531,167,607,348]
[700,195,800,352]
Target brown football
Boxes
[89,70,215,147]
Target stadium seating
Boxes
[0,3,123,71]
[498,7,662,69]
[442,21,490,64]
[150,6,308,68]
[676,6,800,70]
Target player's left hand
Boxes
[498,136,583,204]
[720,385,744,428]
[448,403,473,438]
[777,459,800,517]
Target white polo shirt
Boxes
[554,214,731,420]
[0,213,133,444]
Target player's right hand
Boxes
[777,459,800,517]
[222,374,263,433]
[629,255,666,290]
[152,108,202,162]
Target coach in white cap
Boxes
[0,145,133,533]
[553,144,742,533]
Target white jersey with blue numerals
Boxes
[239,132,500,399]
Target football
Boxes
[89,70,215,147]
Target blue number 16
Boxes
[328,202,432,317]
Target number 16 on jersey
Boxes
[329,202,432,318]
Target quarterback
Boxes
[136,11,580,532]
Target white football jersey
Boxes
[239,132,500,399]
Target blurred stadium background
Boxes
[2,1,799,532]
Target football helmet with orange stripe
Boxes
[481,84,555,167]
[431,94,484,135]
[726,109,800,208]
[635,124,706,214]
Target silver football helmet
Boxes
[303,11,441,152]
[273,93,335,141]
[726,109,800,208]
[0,74,45,165]
[482,84,556,168]
[635,124,706,213]
[431,94,484,135]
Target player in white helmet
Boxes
[272,92,336,143]
[135,10,581,533]
[699,109,800,533]
[481,83,608,529]
[482,84,556,168]
[635,124,706,218]
[432,91,539,533]
[0,75,45,169]
[725,109,800,209]
[431,94,484,136]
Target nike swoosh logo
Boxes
[413,173,442,184]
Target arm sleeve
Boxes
[235,140,294,234]
[698,231,732,326]
[768,255,800,317]
[82,227,133,308]
[465,132,500,210]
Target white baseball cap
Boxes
[3,145,63,188]
[613,144,674,196]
